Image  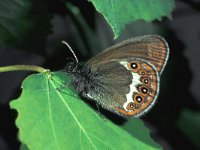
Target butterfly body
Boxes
[67,35,169,117]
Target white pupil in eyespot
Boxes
[136,96,142,103]
[142,87,148,93]
[144,79,148,84]
[131,63,137,69]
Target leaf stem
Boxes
[65,2,102,56]
[0,65,50,73]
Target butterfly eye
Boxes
[133,94,144,104]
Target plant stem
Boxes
[66,2,102,56]
[0,65,50,73]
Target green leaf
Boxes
[90,0,175,38]
[177,110,200,149]
[10,72,161,150]
[20,144,29,150]
[122,118,162,149]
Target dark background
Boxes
[0,0,200,150]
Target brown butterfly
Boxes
[66,35,169,117]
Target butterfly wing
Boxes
[82,35,169,117]
[82,60,132,116]
[87,35,169,76]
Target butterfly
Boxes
[65,35,169,117]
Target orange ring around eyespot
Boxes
[133,93,144,105]
[138,85,149,96]
[141,77,150,86]
[116,95,154,116]
[139,69,147,76]
[116,61,159,117]
[141,63,158,96]
[128,61,141,72]
[126,102,137,110]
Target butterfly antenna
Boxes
[61,41,79,64]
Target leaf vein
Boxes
[110,0,117,31]
[86,132,115,150]
[80,128,83,150]
[50,79,98,150]
[47,77,62,150]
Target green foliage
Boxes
[20,144,29,150]
[0,0,32,45]
[122,119,161,149]
[0,0,52,55]
[0,0,174,48]
[1,1,177,149]
[177,110,200,149]
[10,72,161,150]
[90,0,174,38]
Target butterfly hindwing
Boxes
[83,60,132,116]
[116,59,159,117]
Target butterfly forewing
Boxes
[87,35,169,75]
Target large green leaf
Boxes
[90,0,174,38]
[10,72,161,150]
